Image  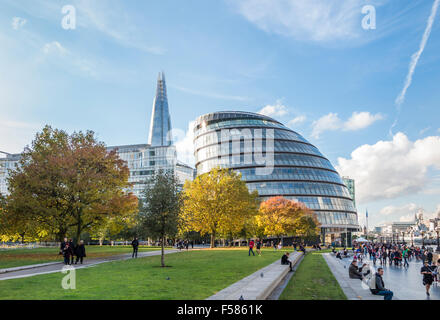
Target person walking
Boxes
[370,268,394,300]
[68,238,75,265]
[74,240,86,264]
[63,242,74,265]
[403,247,409,268]
[421,261,434,297]
[248,239,255,256]
[426,250,433,266]
[60,237,68,259]
[131,237,139,258]
[256,239,262,256]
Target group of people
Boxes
[176,240,194,251]
[345,242,440,299]
[248,239,262,256]
[60,238,86,265]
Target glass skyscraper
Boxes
[108,72,194,197]
[193,111,358,242]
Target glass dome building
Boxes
[193,111,358,244]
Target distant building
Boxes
[342,177,356,208]
[0,72,195,198]
[0,152,20,195]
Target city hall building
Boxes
[193,111,359,244]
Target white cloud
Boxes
[41,42,97,78]
[258,100,288,117]
[173,121,196,167]
[311,113,342,138]
[76,0,165,55]
[311,111,382,138]
[344,112,383,131]
[11,17,27,30]
[229,0,393,45]
[336,132,440,203]
[288,115,306,126]
[43,41,68,56]
[380,203,418,216]
[419,127,431,135]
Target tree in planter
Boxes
[140,170,182,267]
[6,125,138,244]
[181,167,259,248]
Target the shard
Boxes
[148,71,173,146]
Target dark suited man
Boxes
[132,237,139,258]
[74,240,86,264]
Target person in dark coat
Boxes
[370,268,393,300]
[60,237,68,257]
[349,260,369,280]
[281,252,293,271]
[74,240,86,264]
[132,237,139,258]
[68,238,75,265]
[63,243,74,265]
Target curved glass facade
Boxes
[193,111,359,237]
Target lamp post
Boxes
[345,212,348,248]
[401,231,405,245]
[411,229,414,247]
[436,228,440,253]
[422,231,425,247]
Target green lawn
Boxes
[279,251,347,300]
[0,248,281,300]
[0,246,164,269]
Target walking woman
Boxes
[421,261,434,297]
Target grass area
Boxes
[0,248,282,300]
[0,246,164,269]
[279,251,347,300]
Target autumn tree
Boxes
[181,167,259,248]
[7,125,138,244]
[139,170,182,267]
[257,196,320,244]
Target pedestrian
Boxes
[63,243,74,265]
[69,238,75,265]
[256,239,261,256]
[426,250,433,266]
[132,237,139,258]
[60,237,68,258]
[74,240,86,264]
[421,261,434,297]
[370,268,394,300]
[403,247,409,268]
[248,239,255,256]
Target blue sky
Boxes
[1,0,440,228]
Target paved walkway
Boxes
[323,253,387,300]
[0,249,180,281]
[207,251,303,300]
[351,254,439,300]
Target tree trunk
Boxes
[161,236,165,267]
[210,233,215,248]
[75,224,81,246]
